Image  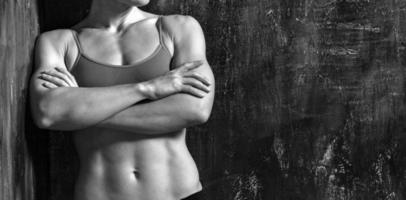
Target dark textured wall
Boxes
[0,1,39,200]
[27,0,406,200]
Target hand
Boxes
[39,67,78,88]
[144,60,211,99]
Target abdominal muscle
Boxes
[72,127,202,200]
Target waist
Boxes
[73,128,202,200]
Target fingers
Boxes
[55,67,78,86]
[39,67,78,87]
[181,85,206,98]
[182,78,210,93]
[174,61,211,97]
[39,72,69,87]
[42,81,58,89]
[148,60,211,99]
[46,69,74,85]
[184,71,210,86]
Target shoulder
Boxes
[39,29,73,39]
[35,29,78,68]
[36,29,75,51]
[160,15,204,41]
[161,14,201,28]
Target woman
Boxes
[29,0,215,199]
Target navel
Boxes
[132,169,140,179]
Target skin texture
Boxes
[29,0,215,199]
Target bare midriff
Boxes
[72,128,202,200]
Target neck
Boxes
[87,0,145,31]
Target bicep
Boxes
[171,16,215,104]
[30,33,68,96]
[171,16,208,66]
[171,17,213,84]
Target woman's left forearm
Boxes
[98,91,214,135]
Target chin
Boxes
[117,0,150,6]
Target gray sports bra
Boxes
[70,16,172,87]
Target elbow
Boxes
[32,104,56,130]
[30,87,78,130]
[33,115,55,130]
[33,99,86,131]
[195,109,211,124]
[32,100,61,130]
[188,104,212,125]
[185,95,214,126]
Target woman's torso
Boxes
[69,16,202,200]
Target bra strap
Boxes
[156,15,172,55]
[71,30,84,54]
[157,16,164,45]
[70,30,83,69]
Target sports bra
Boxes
[70,16,172,87]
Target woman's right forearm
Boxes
[31,82,150,131]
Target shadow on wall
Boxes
[25,1,91,200]
[36,0,91,32]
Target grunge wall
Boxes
[1,0,406,200]
[0,1,39,200]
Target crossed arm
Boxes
[30,16,215,134]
